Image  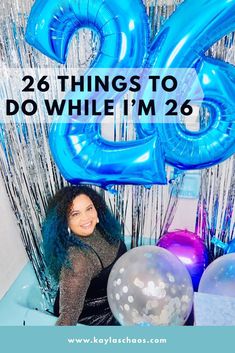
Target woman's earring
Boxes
[68,227,71,235]
[97,218,99,224]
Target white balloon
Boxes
[199,253,235,298]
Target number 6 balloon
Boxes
[142,0,235,169]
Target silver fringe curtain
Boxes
[196,31,235,257]
[0,0,234,308]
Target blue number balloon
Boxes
[26,0,167,187]
[25,0,235,187]
[26,0,149,68]
[140,0,235,169]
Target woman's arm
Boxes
[56,249,98,326]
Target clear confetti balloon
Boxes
[107,246,193,326]
[198,253,235,298]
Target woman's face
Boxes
[67,194,98,237]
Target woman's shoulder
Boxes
[66,245,100,274]
[67,245,84,257]
[67,244,94,260]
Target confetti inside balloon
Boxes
[107,246,193,326]
[157,230,210,291]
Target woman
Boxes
[42,185,127,326]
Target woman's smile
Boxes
[80,221,93,230]
[68,194,98,236]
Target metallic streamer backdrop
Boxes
[195,24,235,258]
[0,0,234,308]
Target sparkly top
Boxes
[56,229,120,326]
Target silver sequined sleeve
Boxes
[55,231,119,326]
[55,248,99,326]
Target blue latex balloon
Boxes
[138,0,235,170]
[25,0,168,187]
[211,237,235,255]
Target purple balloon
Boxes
[157,230,209,291]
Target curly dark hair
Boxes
[42,185,122,282]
